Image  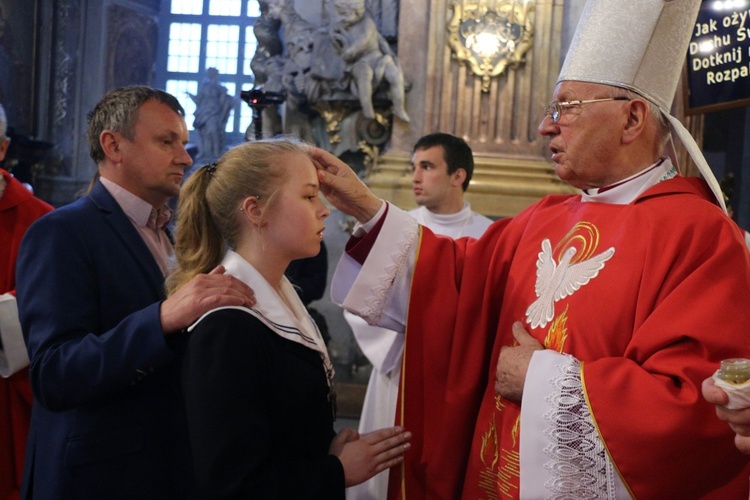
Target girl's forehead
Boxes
[279,155,318,185]
[278,150,313,165]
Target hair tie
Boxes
[204,162,218,175]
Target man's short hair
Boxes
[0,102,7,140]
[413,132,474,191]
[87,86,185,164]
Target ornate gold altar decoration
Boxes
[357,140,382,177]
[314,102,353,145]
[447,0,535,92]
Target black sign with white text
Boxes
[686,0,750,113]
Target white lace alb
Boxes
[543,358,618,499]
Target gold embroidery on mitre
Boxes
[544,304,570,353]
[526,222,614,329]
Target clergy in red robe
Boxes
[316,0,750,495]
[326,159,750,498]
[0,167,53,500]
[334,197,750,498]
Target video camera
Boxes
[240,88,286,108]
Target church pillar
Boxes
[35,0,159,207]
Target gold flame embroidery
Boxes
[543,304,570,353]
[480,415,499,469]
[553,221,601,264]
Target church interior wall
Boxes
[2,0,746,218]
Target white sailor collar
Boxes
[188,250,333,377]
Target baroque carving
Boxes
[50,0,81,179]
[252,0,409,171]
[106,5,158,89]
[52,0,77,126]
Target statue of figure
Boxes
[329,0,409,122]
[187,68,235,161]
[250,1,283,84]
[250,0,285,138]
[264,0,330,143]
[249,0,409,149]
[267,0,331,103]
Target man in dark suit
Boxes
[15,86,255,498]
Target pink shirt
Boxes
[99,177,174,277]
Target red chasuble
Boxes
[0,170,53,500]
[389,177,750,499]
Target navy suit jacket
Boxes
[16,181,193,499]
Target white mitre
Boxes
[558,0,726,212]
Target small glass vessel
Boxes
[717,358,750,384]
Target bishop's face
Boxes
[538,81,631,190]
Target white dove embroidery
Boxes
[525,238,615,329]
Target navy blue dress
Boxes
[182,309,344,499]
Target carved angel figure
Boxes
[329,0,409,122]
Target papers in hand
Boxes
[0,293,30,377]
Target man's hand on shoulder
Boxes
[160,265,256,334]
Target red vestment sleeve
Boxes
[345,204,389,265]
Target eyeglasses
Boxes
[543,97,631,123]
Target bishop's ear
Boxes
[622,98,649,145]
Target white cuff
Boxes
[352,200,387,237]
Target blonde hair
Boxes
[166,137,313,296]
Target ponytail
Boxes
[166,164,226,296]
